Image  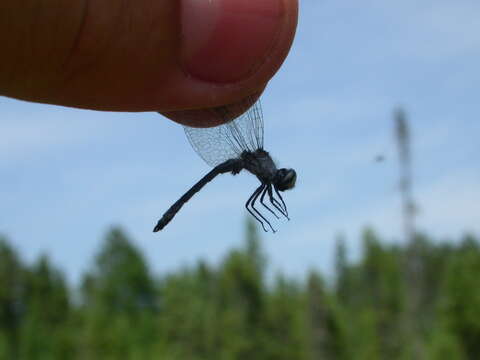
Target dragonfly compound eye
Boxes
[275,169,297,191]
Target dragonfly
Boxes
[153,96,296,233]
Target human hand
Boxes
[0,0,298,126]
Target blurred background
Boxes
[1,0,479,358]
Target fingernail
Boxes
[181,0,284,83]
[161,92,261,127]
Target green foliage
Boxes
[19,255,74,359]
[438,234,480,359]
[427,326,466,360]
[0,237,25,359]
[0,226,479,359]
[307,271,348,360]
[79,227,157,359]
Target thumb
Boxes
[0,0,297,126]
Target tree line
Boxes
[1,221,479,359]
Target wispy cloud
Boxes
[371,0,480,59]
[0,100,119,162]
[417,168,480,236]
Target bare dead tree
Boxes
[394,108,423,357]
[395,108,416,243]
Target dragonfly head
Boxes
[274,168,297,191]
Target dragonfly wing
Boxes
[184,98,265,167]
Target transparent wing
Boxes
[184,98,264,167]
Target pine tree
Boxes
[439,234,480,359]
[214,219,267,360]
[0,237,26,359]
[79,227,157,359]
[20,255,73,359]
[307,271,347,360]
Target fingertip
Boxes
[160,91,263,127]
[154,0,298,125]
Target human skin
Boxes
[0,0,298,127]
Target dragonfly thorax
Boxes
[241,149,278,182]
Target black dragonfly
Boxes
[153,97,296,233]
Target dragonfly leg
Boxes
[259,185,280,219]
[245,185,268,232]
[269,185,290,220]
[273,185,289,217]
[251,184,276,233]
[274,187,290,220]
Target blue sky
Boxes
[1,0,479,283]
